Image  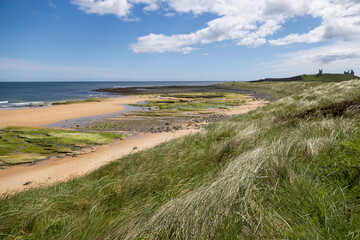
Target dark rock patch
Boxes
[93,85,275,102]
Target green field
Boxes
[1,79,360,239]
[301,73,360,82]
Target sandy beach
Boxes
[0,130,199,194]
[0,97,148,128]
[0,95,267,195]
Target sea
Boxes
[0,81,226,109]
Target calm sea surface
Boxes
[0,81,225,108]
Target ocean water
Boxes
[0,81,224,108]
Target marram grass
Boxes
[1,80,360,239]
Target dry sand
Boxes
[220,99,268,115]
[0,97,148,128]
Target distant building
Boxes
[316,69,323,77]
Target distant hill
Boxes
[253,73,360,83]
[301,74,360,82]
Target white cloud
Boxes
[71,0,159,19]
[71,0,360,53]
[270,0,360,45]
[164,12,175,18]
[71,0,132,18]
[261,41,360,75]
[49,1,57,9]
[129,33,198,54]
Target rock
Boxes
[72,151,84,156]
[23,181,32,186]
[24,163,36,167]
[165,122,170,125]
[173,125,182,130]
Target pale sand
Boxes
[220,100,269,115]
[0,97,148,128]
[0,130,199,195]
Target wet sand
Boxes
[0,97,148,128]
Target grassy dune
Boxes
[220,74,360,99]
[1,80,360,239]
[220,81,326,99]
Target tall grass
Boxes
[1,80,360,239]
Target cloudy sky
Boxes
[0,0,359,81]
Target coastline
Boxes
[0,100,266,195]
[0,90,268,195]
[0,96,149,129]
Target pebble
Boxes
[23,181,32,186]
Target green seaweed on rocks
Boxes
[0,127,122,166]
[52,98,102,105]
[133,92,247,112]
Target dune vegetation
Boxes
[220,73,360,99]
[1,79,360,239]
[219,81,326,99]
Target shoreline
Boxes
[0,93,268,195]
[0,96,149,129]
[94,84,276,101]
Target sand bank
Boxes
[0,97,148,128]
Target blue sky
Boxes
[0,0,359,81]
